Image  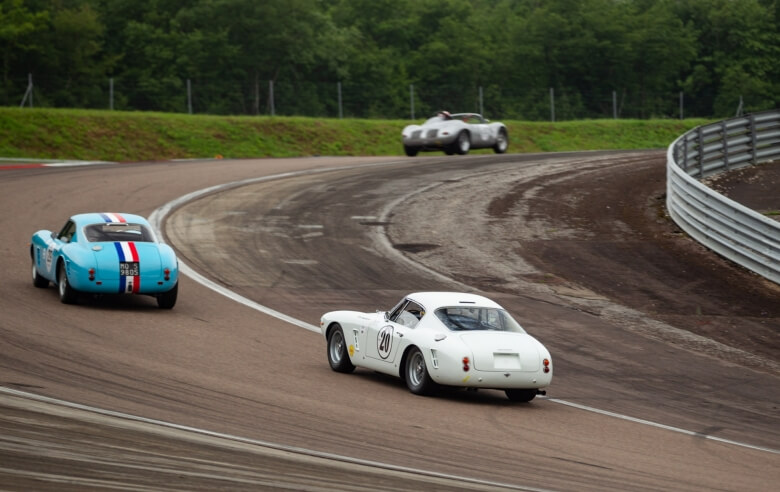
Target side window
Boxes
[390,300,425,328]
[57,221,76,243]
[388,300,409,324]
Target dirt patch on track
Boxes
[512,155,780,364]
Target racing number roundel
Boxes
[377,325,393,359]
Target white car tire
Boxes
[451,131,471,155]
[404,347,437,395]
[505,388,537,402]
[327,324,356,373]
[493,129,508,154]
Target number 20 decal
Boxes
[377,325,393,359]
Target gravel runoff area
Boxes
[387,151,779,375]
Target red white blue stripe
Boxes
[100,213,126,223]
[114,241,140,294]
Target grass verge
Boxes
[0,107,713,162]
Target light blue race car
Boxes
[30,213,179,309]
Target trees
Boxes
[1,0,776,118]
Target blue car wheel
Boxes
[32,258,48,288]
[57,262,78,304]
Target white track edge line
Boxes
[0,386,550,492]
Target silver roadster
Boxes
[401,111,509,156]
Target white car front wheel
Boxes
[327,324,355,373]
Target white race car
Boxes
[401,111,509,156]
[321,292,552,401]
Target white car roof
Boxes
[406,292,503,310]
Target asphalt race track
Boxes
[1,153,778,491]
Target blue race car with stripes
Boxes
[30,213,179,309]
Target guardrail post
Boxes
[749,113,757,165]
[721,120,729,171]
[696,126,704,178]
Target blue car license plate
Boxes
[120,261,139,276]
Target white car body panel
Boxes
[401,113,508,156]
[321,292,552,392]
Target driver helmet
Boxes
[438,110,452,119]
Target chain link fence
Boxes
[8,73,742,121]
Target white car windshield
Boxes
[435,307,526,333]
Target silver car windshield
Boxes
[435,307,526,333]
[84,223,156,243]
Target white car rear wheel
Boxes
[493,129,508,154]
[452,131,470,155]
[404,347,437,395]
[505,388,536,402]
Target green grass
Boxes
[0,107,713,162]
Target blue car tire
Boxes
[57,262,78,305]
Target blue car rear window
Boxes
[85,223,154,243]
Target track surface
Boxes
[0,153,778,490]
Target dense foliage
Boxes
[1,0,777,120]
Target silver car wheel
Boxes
[58,271,66,298]
[32,261,48,288]
[496,133,507,151]
[457,131,470,154]
[409,351,423,386]
[327,324,355,373]
[330,330,345,364]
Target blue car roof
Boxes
[71,213,150,226]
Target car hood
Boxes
[458,332,544,372]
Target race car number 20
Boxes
[377,325,393,359]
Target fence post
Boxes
[20,73,33,108]
[679,91,684,120]
[109,78,114,110]
[269,80,275,116]
[550,87,555,122]
[410,84,415,120]
[337,81,343,119]
[254,74,259,115]
[187,79,192,114]
[735,96,743,117]
[479,86,483,115]
[612,90,617,119]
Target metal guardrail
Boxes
[666,110,780,284]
